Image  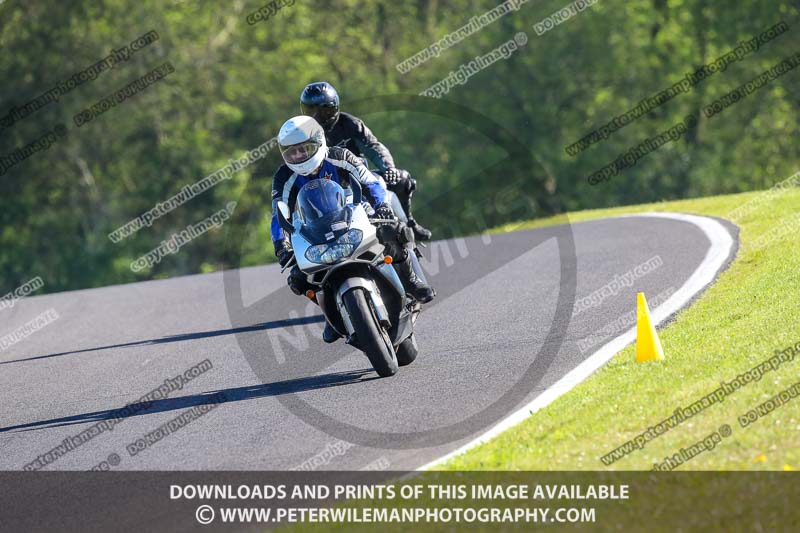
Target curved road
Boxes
[0,214,737,472]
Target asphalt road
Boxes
[0,214,737,472]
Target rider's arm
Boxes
[328,147,387,207]
[270,165,295,249]
[344,113,396,172]
[270,215,287,251]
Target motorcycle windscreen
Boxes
[296,179,352,244]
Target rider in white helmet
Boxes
[300,81,432,241]
[270,116,435,343]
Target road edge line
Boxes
[415,212,736,471]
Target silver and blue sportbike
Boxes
[275,178,421,377]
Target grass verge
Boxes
[441,189,800,471]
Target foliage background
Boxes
[1,0,797,293]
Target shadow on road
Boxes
[0,315,326,366]
[0,368,375,434]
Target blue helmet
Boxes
[300,82,340,130]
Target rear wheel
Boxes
[396,334,418,366]
[342,289,398,377]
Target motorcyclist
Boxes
[270,116,435,343]
[299,81,433,242]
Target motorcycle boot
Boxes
[394,249,435,303]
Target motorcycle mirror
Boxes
[276,201,294,234]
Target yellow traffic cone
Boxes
[636,292,664,362]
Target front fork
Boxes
[335,278,391,336]
[315,263,405,338]
[316,274,392,337]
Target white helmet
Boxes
[277,115,327,175]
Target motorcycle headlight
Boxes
[304,230,362,264]
[337,229,363,245]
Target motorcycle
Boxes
[275,178,421,377]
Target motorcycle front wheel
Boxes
[342,288,398,377]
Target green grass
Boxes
[441,189,800,471]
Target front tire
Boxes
[342,289,398,377]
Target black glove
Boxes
[383,168,401,185]
[287,266,307,295]
[275,240,294,268]
[373,202,395,221]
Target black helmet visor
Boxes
[301,102,338,128]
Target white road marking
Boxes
[417,212,735,470]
